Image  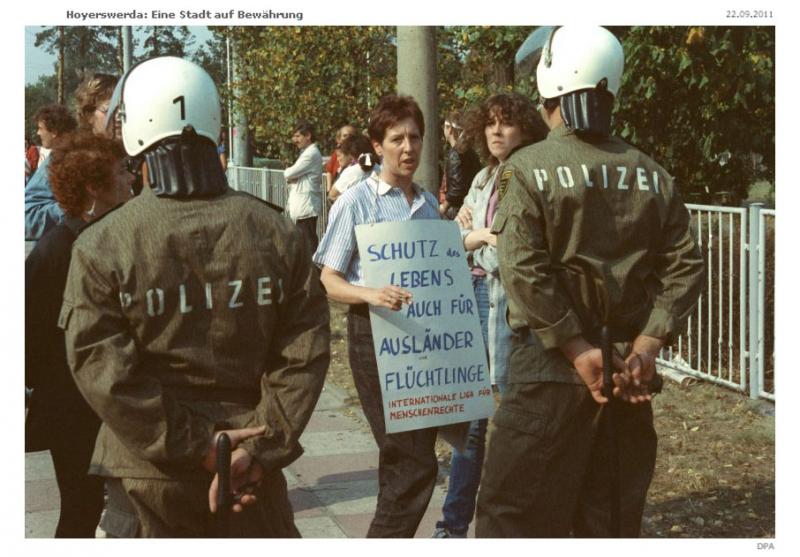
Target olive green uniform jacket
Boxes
[60,186,329,493]
[476,125,704,538]
[491,125,704,380]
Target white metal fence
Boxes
[227,166,775,401]
[756,208,775,400]
[656,203,774,401]
[226,165,330,241]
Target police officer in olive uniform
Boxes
[60,57,330,537]
[475,26,704,537]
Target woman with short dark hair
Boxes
[313,94,441,537]
[33,104,79,140]
[26,130,134,537]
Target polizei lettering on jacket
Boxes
[119,276,283,317]
[531,164,664,193]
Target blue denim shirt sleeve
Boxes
[473,244,499,276]
[25,158,64,240]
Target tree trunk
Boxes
[152,27,160,56]
[493,60,514,89]
[57,26,65,104]
[117,27,124,73]
[397,26,438,196]
[77,29,88,83]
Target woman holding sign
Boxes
[313,95,442,538]
[432,93,548,538]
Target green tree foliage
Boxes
[439,26,534,110]
[138,26,195,58]
[231,26,396,163]
[193,27,229,129]
[193,27,227,92]
[25,75,57,140]
[613,26,774,203]
[34,26,121,96]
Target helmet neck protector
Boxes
[144,126,227,199]
[559,88,614,138]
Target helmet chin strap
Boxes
[144,127,228,198]
[559,88,615,138]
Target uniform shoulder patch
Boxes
[497,169,514,203]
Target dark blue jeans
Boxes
[438,418,488,534]
[438,275,505,534]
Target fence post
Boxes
[747,203,763,399]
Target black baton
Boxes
[600,326,622,537]
[215,432,232,538]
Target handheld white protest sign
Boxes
[355,220,494,434]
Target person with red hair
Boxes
[25,130,134,537]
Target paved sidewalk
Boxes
[25,380,463,538]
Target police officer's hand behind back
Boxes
[618,334,665,403]
[208,447,263,513]
[562,336,627,404]
[614,362,652,404]
[202,426,266,473]
[572,348,628,404]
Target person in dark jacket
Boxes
[439,111,481,220]
[25,130,135,537]
[60,57,330,538]
[475,25,704,538]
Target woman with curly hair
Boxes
[25,130,134,537]
[432,92,548,538]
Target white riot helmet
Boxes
[105,56,221,156]
[536,26,624,100]
[515,26,624,136]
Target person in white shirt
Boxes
[284,120,323,252]
[328,134,378,202]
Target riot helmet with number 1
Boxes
[105,56,221,155]
[104,56,226,198]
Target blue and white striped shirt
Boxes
[313,174,440,286]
